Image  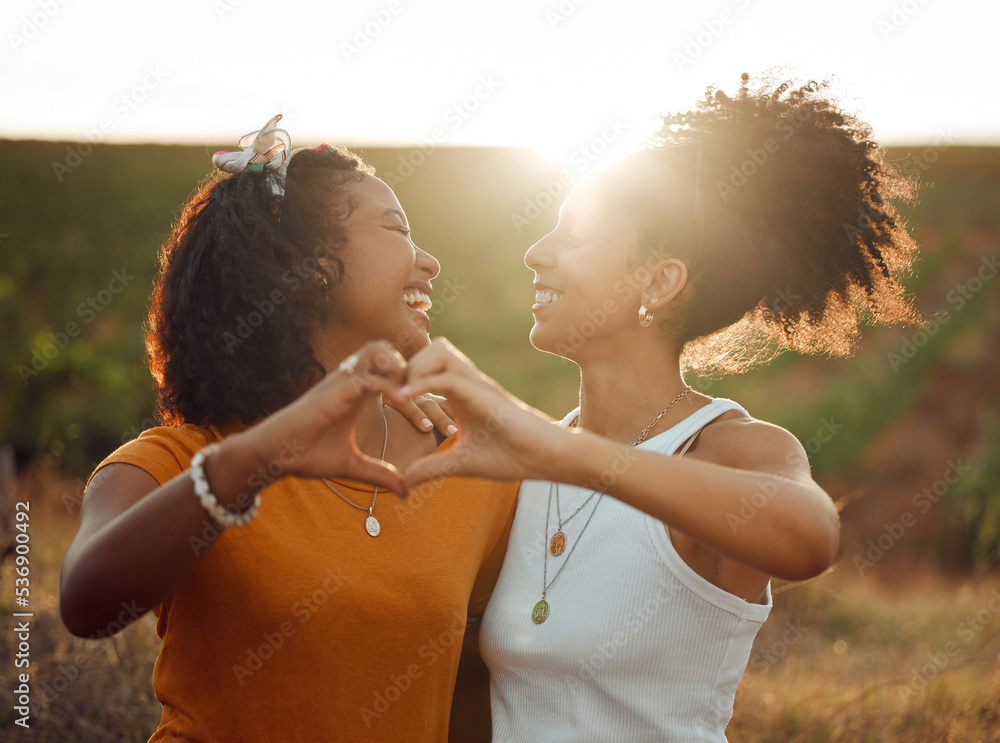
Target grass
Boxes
[3,467,1000,742]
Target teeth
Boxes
[403,290,432,311]
[534,290,564,305]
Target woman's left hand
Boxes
[390,337,559,491]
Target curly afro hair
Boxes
[612,73,922,375]
[147,146,374,427]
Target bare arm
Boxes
[60,341,408,638]
[398,338,839,582]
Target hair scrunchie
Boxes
[211,114,308,195]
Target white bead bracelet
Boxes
[190,443,261,528]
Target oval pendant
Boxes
[549,531,566,556]
[365,515,381,537]
[531,599,550,624]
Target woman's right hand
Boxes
[238,340,409,494]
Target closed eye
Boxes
[392,225,412,238]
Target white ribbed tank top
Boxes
[480,398,771,743]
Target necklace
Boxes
[322,396,389,537]
[533,385,692,624]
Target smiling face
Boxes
[321,174,440,359]
[523,181,645,361]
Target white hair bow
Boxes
[211,114,307,194]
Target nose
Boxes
[524,230,557,272]
[416,246,441,280]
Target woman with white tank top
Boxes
[400,76,922,740]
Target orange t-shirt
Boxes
[92,423,518,743]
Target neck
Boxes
[312,342,391,462]
[575,344,694,443]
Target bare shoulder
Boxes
[688,407,811,479]
[79,463,161,537]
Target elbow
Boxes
[59,564,133,639]
[59,587,96,638]
[776,501,841,582]
[59,572,100,639]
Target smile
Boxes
[403,290,432,312]
[534,290,564,306]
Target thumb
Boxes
[402,450,467,494]
[344,457,407,498]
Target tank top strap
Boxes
[639,397,749,457]
[561,398,748,456]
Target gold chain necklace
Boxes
[322,396,389,537]
[532,386,692,624]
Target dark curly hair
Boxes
[608,73,922,375]
[147,146,375,427]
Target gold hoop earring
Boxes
[639,304,654,328]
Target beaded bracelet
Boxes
[190,443,261,528]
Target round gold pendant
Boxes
[531,599,550,624]
[365,515,381,537]
[549,531,566,556]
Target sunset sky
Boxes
[3,0,997,171]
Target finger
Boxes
[402,450,468,493]
[412,396,458,437]
[405,337,473,381]
[341,341,408,387]
[393,396,436,434]
[343,456,407,497]
[401,371,482,404]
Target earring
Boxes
[639,302,655,328]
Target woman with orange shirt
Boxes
[59,116,516,741]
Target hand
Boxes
[384,392,458,439]
[243,341,409,494]
[392,338,559,491]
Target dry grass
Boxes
[729,558,1000,741]
[3,471,1000,741]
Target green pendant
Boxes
[531,599,550,624]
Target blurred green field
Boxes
[2,139,1000,740]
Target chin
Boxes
[395,324,431,359]
[529,323,576,361]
